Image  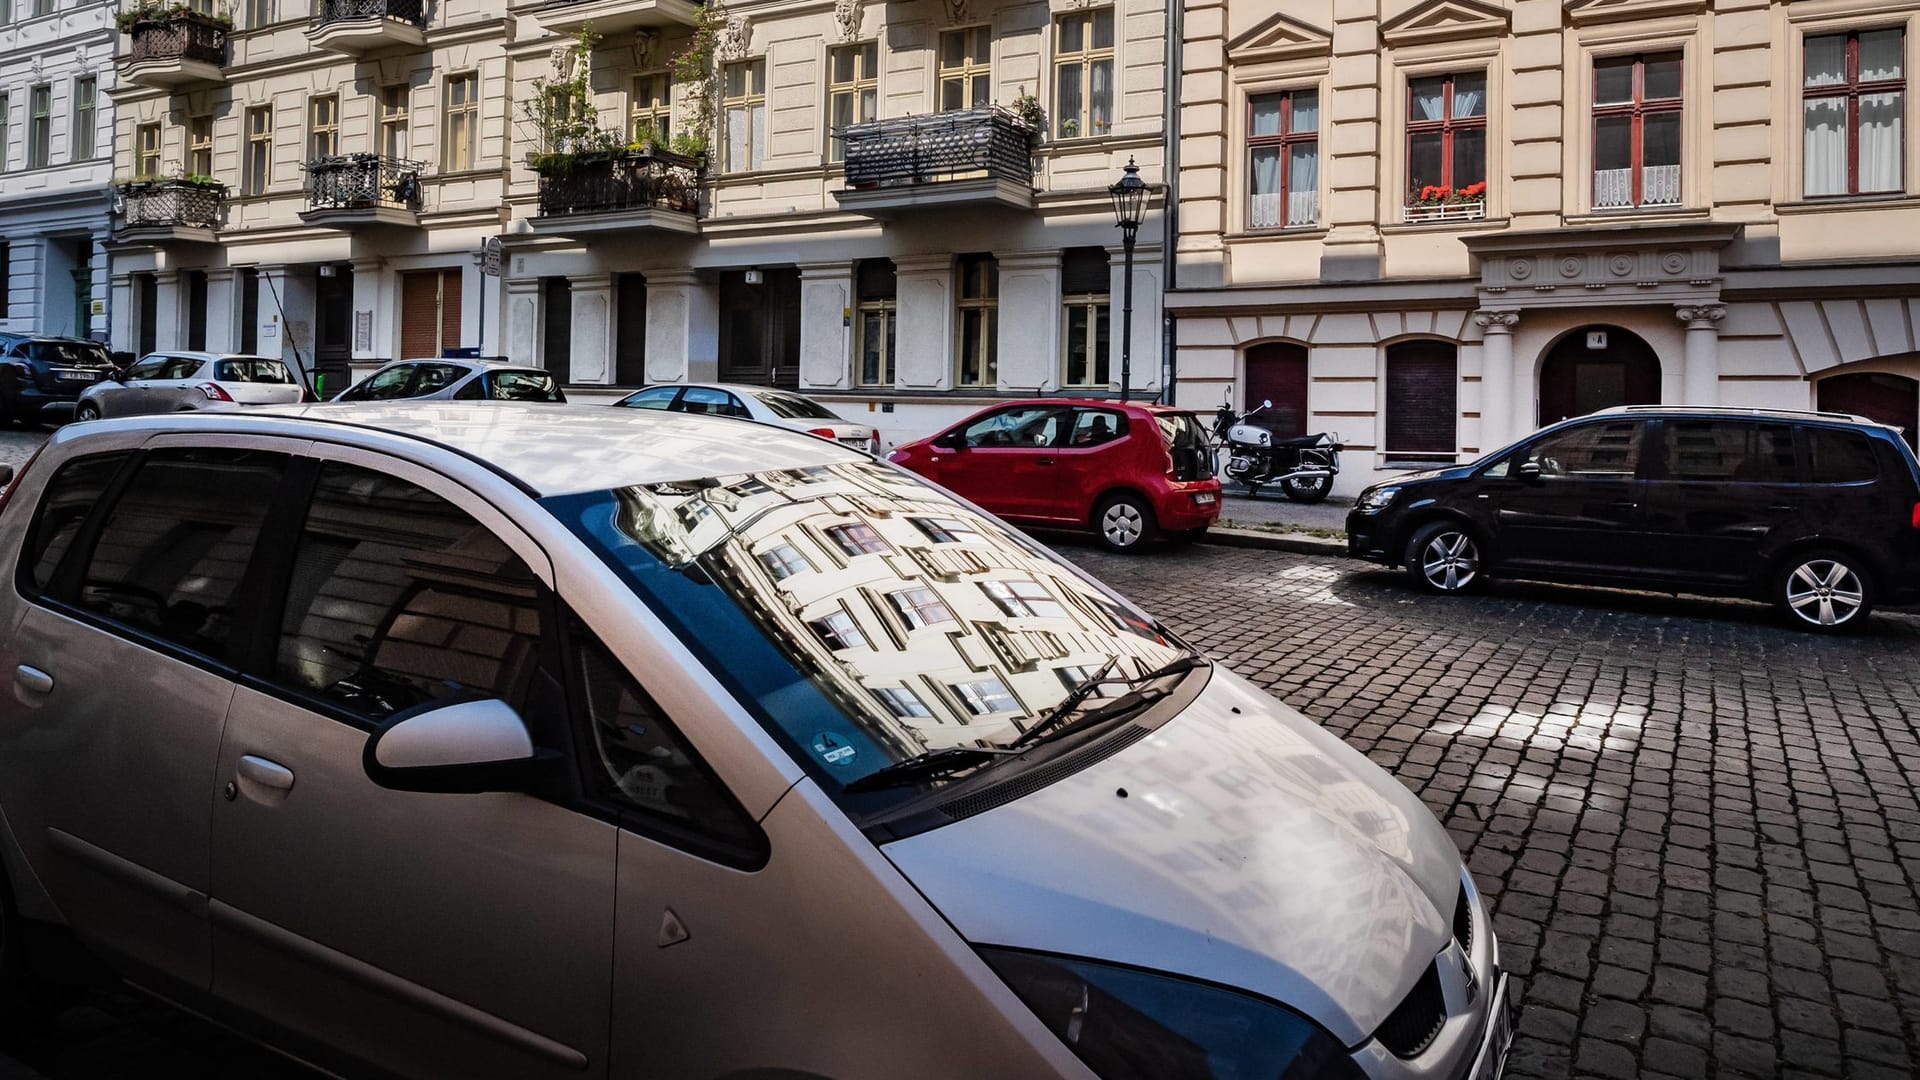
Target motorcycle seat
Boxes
[1269,433,1325,448]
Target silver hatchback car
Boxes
[0,405,1512,1080]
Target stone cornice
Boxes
[1224,12,1332,64]
[1381,0,1512,46]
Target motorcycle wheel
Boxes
[1281,476,1331,503]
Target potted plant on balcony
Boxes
[1008,87,1046,142]
[180,173,227,193]
[1405,180,1487,223]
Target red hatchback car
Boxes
[887,399,1222,551]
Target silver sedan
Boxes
[615,381,882,452]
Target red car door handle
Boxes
[1035,458,1055,466]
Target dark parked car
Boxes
[0,334,114,426]
[1347,406,1920,631]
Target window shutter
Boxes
[439,270,463,353]
[1385,343,1457,457]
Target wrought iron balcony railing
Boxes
[535,146,704,219]
[126,10,230,67]
[313,0,426,28]
[115,179,225,231]
[303,153,426,214]
[837,107,1035,190]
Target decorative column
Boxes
[567,274,615,385]
[203,269,237,353]
[108,273,134,355]
[152,270,184,353]
[892,254,954,391]
[350,258,386,362]
[504,278,541,367]
[1107,243,1163,399]
[1676,304,1726,406]
[797,262,854,391]
[1473,310,1521,449]
[995,251,1062,393]
[643,269,717,384]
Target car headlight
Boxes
[1356,485,1400,512]
[980,948,1363,1080]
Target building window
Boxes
[826,522,890,556]
[876,686,933,719]
[889,587,957,630]
[0,0,10,24]
[72,77,95,160]
[952,677,1019,716]
[244,0,270,27]
[810,609,868,651]
[1592,52,1683,209]
[1384,341,1459,462]
[955,253,998,387]
[1406,72,1485,205]
[758,543,810,580]
[307,94,338,161]
[380,85,409,160]
[443,73,477,171]
[1061,247,1110,389]
[721,60,766,173]
[243,105,270,195]
[136,121,162,178]
[855,259,896,387]
[0,95,9,174]
[1248,89,1319,228]
[30,0,47,17]
[26,85,48,169]
[938,27,991,111]
[982,579,1067,619]
[828,42,878,161]
[187,115,212,176]
[629,71,671,145]
[1804,30,1905,197]
[1053,8,1114,139]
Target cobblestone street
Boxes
[1067,543,1920,1079]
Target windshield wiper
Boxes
[1009,657,1122,750]
[1008,653,1206,752]
[841,745,1019,794]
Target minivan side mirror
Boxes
[362,697,552,794]
[1516,461,1543,482]
[934,429,967,451]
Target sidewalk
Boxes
[1213,490,1351,537]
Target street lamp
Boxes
[1107,157,1151,402]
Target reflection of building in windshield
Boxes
[612,460,1175,755]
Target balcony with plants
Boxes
[117,1,231,90]
[832,95,1039,216]
[307,0,428,56]
[300,153,426,228]
[1403,182,1487,224]
[112,175,225,243]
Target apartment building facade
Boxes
[106,0,513,383]
[1170,0,1920,496]
[0,0,116,341]
[498,0,1169,441]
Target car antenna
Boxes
[259,268,322,400]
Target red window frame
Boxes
[1804,29,1907,196]
[1591,52,1683,208]
[1248,89,1318,228]
[1405,72,1487,200]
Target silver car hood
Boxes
[882,666,1461,1047]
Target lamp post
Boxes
[1107,157,1150,401]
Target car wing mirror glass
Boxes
[362,696,552,794]
[1516,461,1543,481]
[935,430,967,450]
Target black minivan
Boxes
[1347,406,1920,631]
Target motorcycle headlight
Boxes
[1356,485,1400,512]
[980,948,1362,1080]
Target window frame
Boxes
[0,94,10,174]
[243,105,271,195]
[1404,71,1486,204]
[72,76,96,161]
[187,114,213,177]
[1246,87,1320,230]
[628,70,672,145]
[954,253,998,388]
[1060,280,1110,391]
[827,41,879,162]
[1589,52,1684,210]
[443,72,478,171]
[307,94,338,162]
[937,26,992,112]
[721,59,767,173]
[379,84,410,161]
[136,121,163,179]
[26,84,49,170]
[1800,28,1907,198]
[1052,8,1115,139]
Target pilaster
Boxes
[996,250,1063,394]
[798,262,854,392]
[893,253,954,392]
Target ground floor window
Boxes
[1060,247,1109,389]
[1384,340,1457,462]
[1243,341,1309,437]
[955,254,997,388]
[856,259,896,387]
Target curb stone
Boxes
[1198,525,1347,557]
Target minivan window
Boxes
[75,448,288,661]
[1807,428,1879,483]
[1664,421,1797,483]
[214,358,292,383]
[25,342,108,366]
[543,459,1196,813]
[21,452,129,592]
[1519,420,1642,478]
[275,462,544,722]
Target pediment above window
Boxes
[1226,12,1333,64]
[1380,0,1511,46]
[1563,0,1707,27]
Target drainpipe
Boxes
[1160,0,1182,405]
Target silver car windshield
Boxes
[544,459,1193,808]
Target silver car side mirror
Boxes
[362,696,549,794]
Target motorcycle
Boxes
[1211,398,1343,503]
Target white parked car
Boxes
[614,381,882,453]
[332,358,565,404]
[74,351,309,420]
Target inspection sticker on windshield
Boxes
[812,732,857,767]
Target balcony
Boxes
[530,146,703,237]
[307,0,427,55]
[120,11,230,90]
[832,107,1037,217]
[300,154,425,229]
[111,179,225,245]
[532,0,700,35]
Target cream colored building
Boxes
[1169,0,1920,495]
[498,0,1168,440]
[106,0,513,383]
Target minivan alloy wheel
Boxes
[1782,556,1868,628]
[1405,521,1484,593]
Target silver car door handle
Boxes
[238,755,295,791]
[13,665,52,695]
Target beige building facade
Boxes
[1170,0,1920,496]
[106,0,513,384]
[498,0,1168,441]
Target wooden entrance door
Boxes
[718,268,800,388]
[1243,342,1310,437]
[1538,326,1660,426]
[400,269,462,359]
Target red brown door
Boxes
[1538,326,1660,427]
[1817,372,1918,448]
[400,269,462,359]
[1244,342,1309,437]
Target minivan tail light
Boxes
[198,382,234,402]
[1912,502,1920,530]
[0,443,46,520]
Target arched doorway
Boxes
[1818,371,1919,447]
[1538,325,1660,426]
[1244,342,1309,437]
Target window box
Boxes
[1403,199,1486,223]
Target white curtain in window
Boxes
[1249,146,1280,228]
[1803,96,1848,196]
[1804,35,1848,87]
[1090,59,1113,131]
[750,102,766,169]
[1859,91,1904,193]
[725,105,748,171]
[1451,84,1485,117]
[1859,29,1904,82]
[1287,142,1318,225]
[1412,82,1445,121]
[1290,91,1320,133]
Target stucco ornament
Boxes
[1674,304,1726,329]
[718,14,749,59]
[549,44,576,80]
[942,0,969,23]
[834,0,861,41]
[633,30,658,70]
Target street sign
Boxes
[478,236,503,277]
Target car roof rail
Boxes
[1593,404,1876,424]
